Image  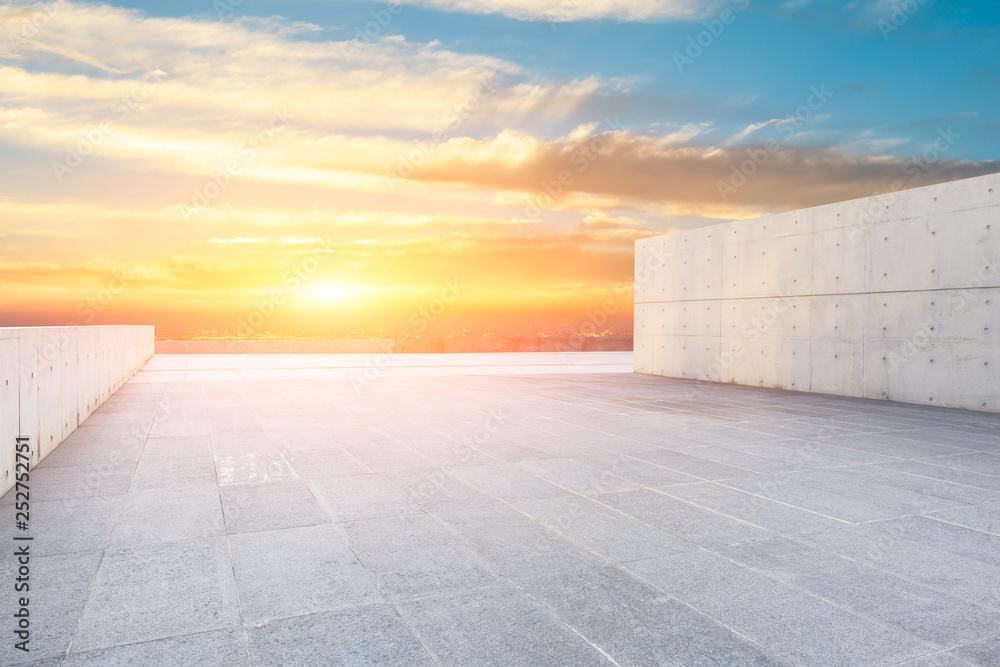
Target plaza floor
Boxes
[3,352,999,666]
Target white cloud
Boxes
[386,0,725,22]
[0,1,607,143]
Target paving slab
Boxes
[380,469,500,512]
[0,461,135,503]
[896,654,978,667]
[0,550,103,665]
[802,525,1000,611]
[62,628,249,667]
[950,636,1000,666]
[396,583,612,666]
[109,487,225,547]
[338,513,500,599]
[246,604,433,666]
[657,482,847,535]
[229,524,382,624]
[453,462,570,502]
[307,474,422,522]
[517,457,639,495]
[718,537,1000,647]
[140,435,213,459]
[521,564,790,667]
[70,537,241,653]
[130,457,218,492]
[515,495,697,562]
[220,479,330,534]
[626,550,933,666]
[598,487,775,548]
[431,504,604,579]
[0,495,123,557]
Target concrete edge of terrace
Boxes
[154,336,633,354]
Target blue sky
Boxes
[0,0,997,335]
[106,0,1000,160]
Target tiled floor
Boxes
[3,352,1000,666]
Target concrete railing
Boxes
[0,326,154,495]
[635,172,1000,412]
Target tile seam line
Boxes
[830,465,1000,505]
[136,364,634,372]
[879,458,1000,482]
[613,555,799,666]
[692,545,951,657]
[352,421,682,664]
[59,377,163,661]
[413,479,643,665]
[55,626,243,662]
[713,474,940,523]
[202,380,254,667]
[907,514,1000,539]
[297,470,443,667]
[413,501,626,666]
[885,650,977,666]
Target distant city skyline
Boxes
[1,0,998,337]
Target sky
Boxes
[0,0,997,339]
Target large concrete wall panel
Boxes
[77,330,99,421]
[809,337,864,397]
[633,333,654,375]
[17,335,41,465]
[635,172,1000,412]
[810,225,867,295]
[810,295,867,340]
[0,326,153,495]
[0,336,18,493]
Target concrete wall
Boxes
[635,172,1000,412]
[0,326,154,495]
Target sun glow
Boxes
[307,283,363,301]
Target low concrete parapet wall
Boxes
[0,326,154,495]
[634,173,1000,412]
